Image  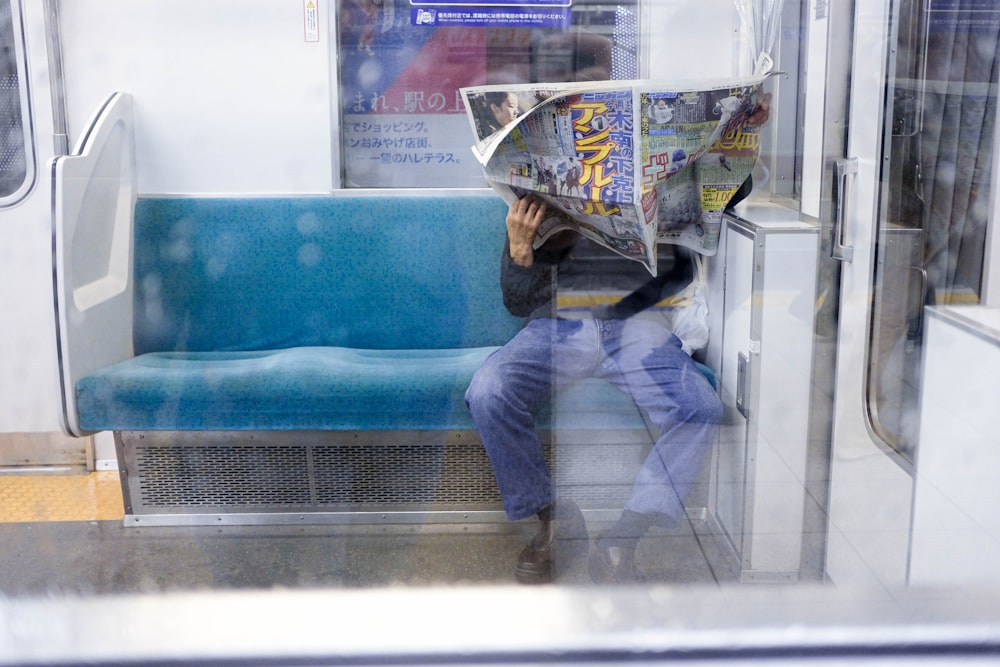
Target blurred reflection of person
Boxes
[532,31,613,82]
[356,0,383,55]
[465,95,771,586]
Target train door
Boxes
[822,0,999,587]
[0,1,94,471]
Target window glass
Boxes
[11,1,1000,663]
[336,0,639,187]
[867,0,999,461]
[0,0,32,204]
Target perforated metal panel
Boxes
[136,445,312,508]
[310,435,500,505]
[117,430,652,522]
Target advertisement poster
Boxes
[337,0,631,187]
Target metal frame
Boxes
[0,0,37,207]
[113,427,658,527]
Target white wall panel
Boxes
[910,307,1000,586]
[58,0,333,195]
[646,0,742,80]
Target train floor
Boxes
[0,471,794,596]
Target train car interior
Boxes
[1,0,1000,664]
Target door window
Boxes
[0,0,33,205]
[869,0,999,461]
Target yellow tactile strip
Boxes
[0,471,124,522]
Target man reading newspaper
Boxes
[465,95,770,584]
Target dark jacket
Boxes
[500,234,694,321]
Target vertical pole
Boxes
[42,0,68,156]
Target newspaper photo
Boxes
[461,77,770,275]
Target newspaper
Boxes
[462,76,770,274]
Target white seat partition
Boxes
[52,92,137,437]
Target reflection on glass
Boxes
[0,1,29,202]
[869,0,998,461]
[335,0,638,187]
[10,2,1000,664]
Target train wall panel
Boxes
[58,0,334,195]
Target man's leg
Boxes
[465,317,597,582]
[590,318,722,581]
[466,317,602,519]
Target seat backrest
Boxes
[132,195,522,353]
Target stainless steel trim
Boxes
[41,0,68,156]
[49,154,71,435]
[123,510,514,528]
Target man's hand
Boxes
[507,196,547,267]
[746,92,772,128]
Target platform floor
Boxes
[0,471,124,522]
[3,473,1000,667]
[0,471,753,596]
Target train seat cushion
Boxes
[74,194,656,432]
[76,347,494,431]
[75,348,648,432]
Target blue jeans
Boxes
[465,316,722,522]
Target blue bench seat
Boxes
[75,195,654,435]
[78,346,652,432]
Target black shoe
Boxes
[588,534,640,584]
[514,500,588,584]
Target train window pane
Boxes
[335,0,640,188]
[867,0,999,461]
[0,0,32,204]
